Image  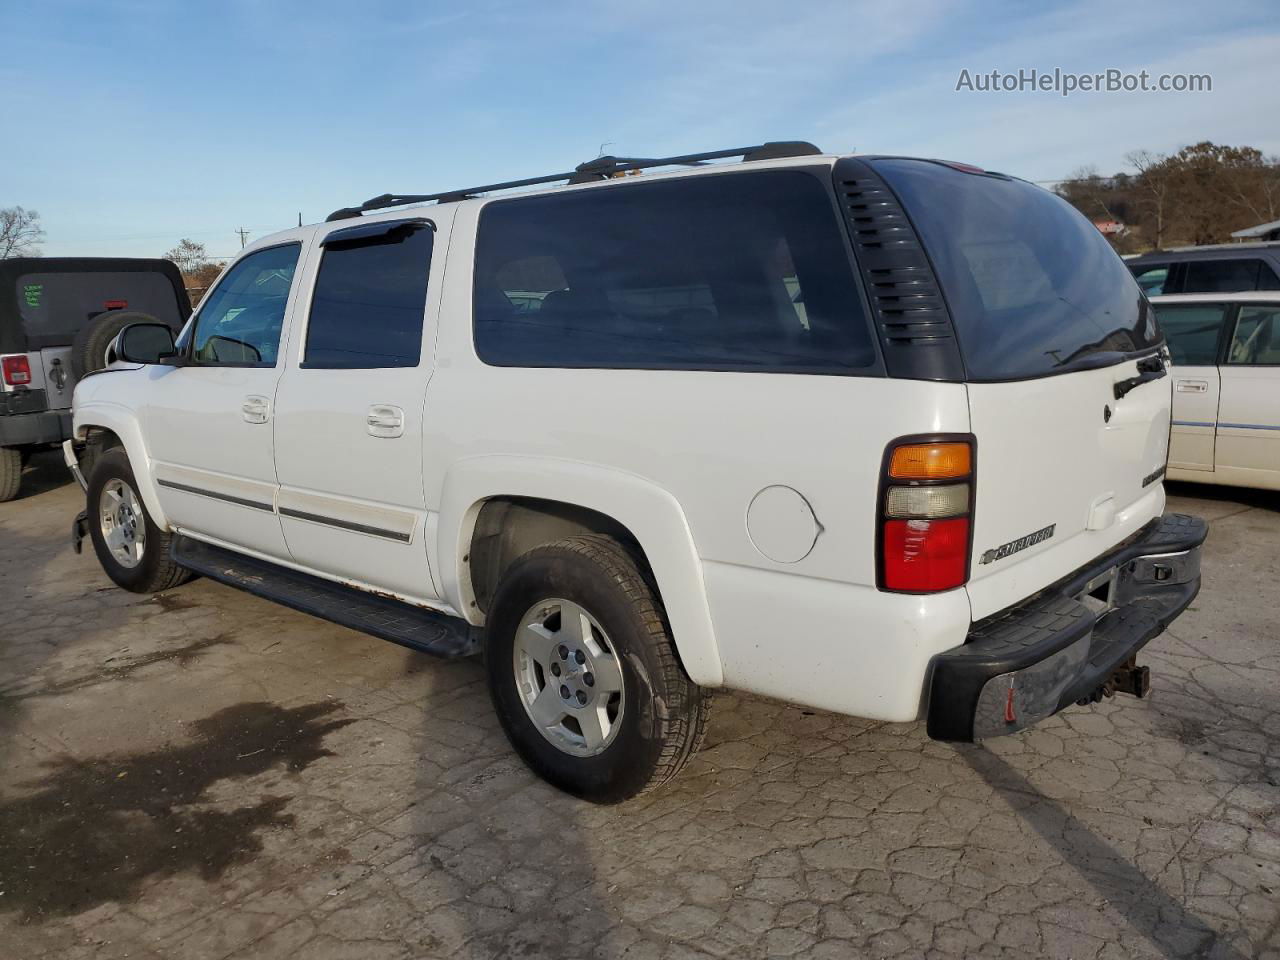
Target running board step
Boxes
[172,535,480,658]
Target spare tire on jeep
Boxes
[71,310,168,378]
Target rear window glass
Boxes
[305,223,433,368]
[473,171,876,374]
[871,159,1159,381]
[16,271,182,345]
[1151,303,1226,365]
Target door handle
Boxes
[366,404,404,438]
[1176,380,1209,393]
[241,395,270,424]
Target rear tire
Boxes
[486,534,710,803]
[0,447,21,502]
[71,310,163,379]
[86,448,191,593]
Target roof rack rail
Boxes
[325,141,823,221]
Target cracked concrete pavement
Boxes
[1,451,1277,959]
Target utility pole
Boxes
[235,227,250,248]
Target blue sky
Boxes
[3,0,1278,260]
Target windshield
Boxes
[871,158,1160,381]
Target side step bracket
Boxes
[172,535,480,658]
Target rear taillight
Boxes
[1,355,32,386]
[878,437,975,593]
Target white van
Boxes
[66,143,1206,801]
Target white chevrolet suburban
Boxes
[66,143,1207,802]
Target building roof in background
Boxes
[1231,219,1280,239]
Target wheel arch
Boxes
[438,457,723,687]
[73,403,168,528]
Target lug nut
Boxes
[551,663,561,677]
[576,691,588,705]
[583,672,594,687]
[557,645,569,660]
[559,684,570,700]
[574,650,586,665]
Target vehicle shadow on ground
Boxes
[0,700,352,922]
[961,745,1247,960]
[1165,479,1280,514]
[11,448,74,501]
[0,475,263,926]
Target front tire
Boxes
[86,448,191,593]
[486,535,710,803]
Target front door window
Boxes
[186,244,301,366]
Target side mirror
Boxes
[115,323,178,365]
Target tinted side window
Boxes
[190,244,300,366]
[1152,304,1227,365]
[1258,261,1280,290]
[473,172,876,374]
[1130,263,1171,296]
[1182,259,1261,293]
[1227,304,1280,365]
[305,223,433,368]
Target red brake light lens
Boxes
[880,436,974,593]
[882,517,970,592]
[2,355,32,386]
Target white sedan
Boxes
[1152,292,1280,491]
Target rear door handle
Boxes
[1176,379,1209,393]
[241,395,270,424]
[367,404,404,438]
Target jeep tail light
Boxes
[2,355,32,386]
[879,437,974,593]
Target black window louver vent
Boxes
[832,158,965,381]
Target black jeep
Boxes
[0,258,191,501]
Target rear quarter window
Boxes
[472,171,877,374]
[870,159,1159,381]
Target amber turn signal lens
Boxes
[888,442,971,480]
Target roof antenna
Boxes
[597,141,614,158]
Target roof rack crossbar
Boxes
[325,141,822,221]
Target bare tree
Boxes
[1126,150,1171,249]
[1055,165,1125,221]
[0,206,44,259]
[163,238,212,276]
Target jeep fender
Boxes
[437,456,723,687]
[72,401,169,529]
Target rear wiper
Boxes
[1113,354,1167,400]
